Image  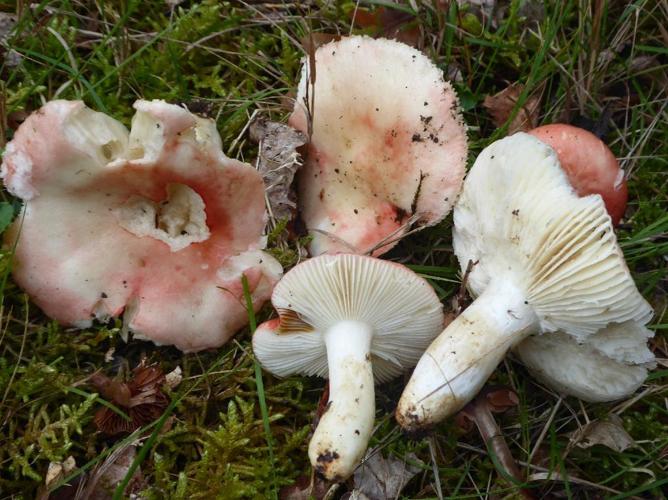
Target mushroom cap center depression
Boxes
[117,183,210,252]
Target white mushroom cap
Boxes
[253,254,444,382]
[253,254,443,481]
[396,133,653,431]
[290,36,467,256]
[516,321,656,402]
[1,99,282,352]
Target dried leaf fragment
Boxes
[483,83,541,133]
[165,365,183,389]
[91,360,169,436]
[569,414,635,453]
[45,456,76,489]
[279,474,330,500]
[250,117,307,221]
[352,448,423,500]
[351,7,420,47]
[300,33,341,55]
[0,12,20,67]
[0,12,17,42]
[83,444,143,499]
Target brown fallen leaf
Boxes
[91,360,169,436]
[352,7,420,47]
[300,33,340,56]
[483,83,541,134]
[569,414,635,453]
[352,448,423,500]
[249,116,307,222]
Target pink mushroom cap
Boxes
[528,124,628,225]
[1,99,282,352]
[290,36,468,256]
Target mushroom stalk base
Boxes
[397,280,538,432]
[309,320,375,481]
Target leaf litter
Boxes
[250,116,307,223]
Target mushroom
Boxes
[528,124,627,225]
[1,99,282,351]
[290,36,467,256]
[516,320,656,402]
[396,132,653,432]
[252,253,444,481]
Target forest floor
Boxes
[0,1,666,499]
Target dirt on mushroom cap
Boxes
[290,36,467,256]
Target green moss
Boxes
[0,1,666,498]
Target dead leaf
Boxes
[249,116,307,222]
[483,83,541,133]
[352,448,423,500]
[0,12,21,68]
[81,444,143,499]
[486,387,519,412]
[90,372,132,407]
[352,7,420,47]
[569,415,635,453]
[165,366,182,389]
[91,360,169,436]
[45,456,76,489]
[300,33,340,56]
[0,12,17,42]
[279,474,329,500]
[343,492,371,500]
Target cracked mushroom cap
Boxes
[516,321,656,402]
[1,99,282,352]
[290,36,467,256]
[252,253,444,382]
[528,124,627,225]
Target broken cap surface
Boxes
[290,35,467,256]
[529,124,627,225]
[1,99,282,352]
[396,133,653,431]
[253,253,443,481]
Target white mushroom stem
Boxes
[309,320,375,481]
[397,281,538,432]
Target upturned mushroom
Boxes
[290,36,467,256]
[396,132,653,432]
[528,124,627,225]
[252,253,444,481]
[516,321,655,402]
[1,99,282,351]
